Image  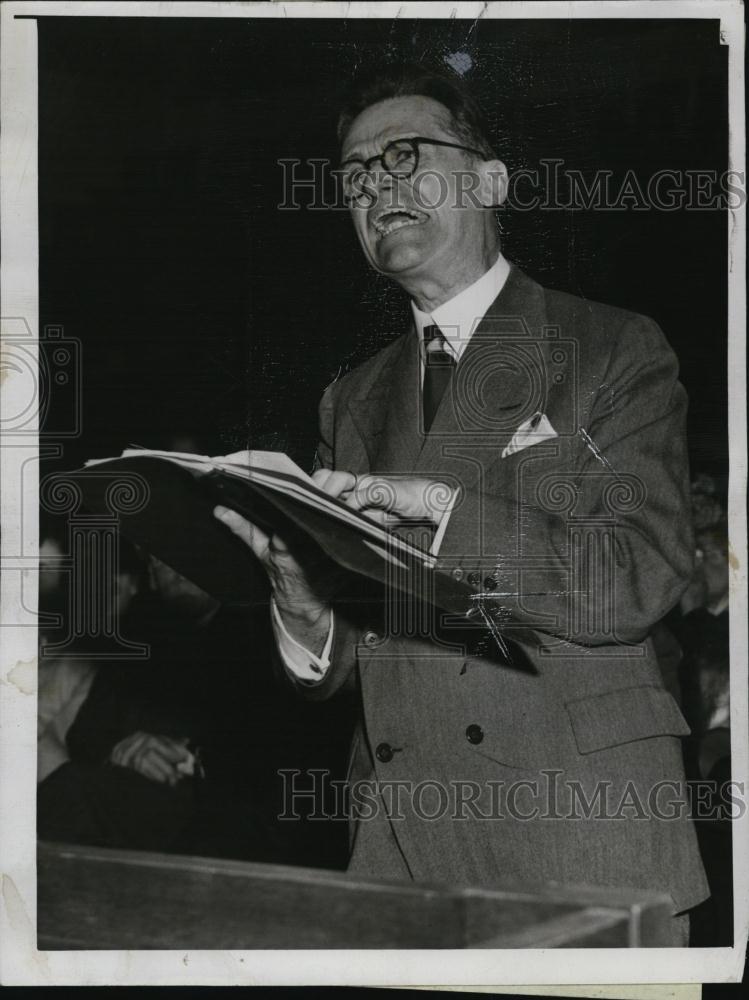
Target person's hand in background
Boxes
[110,731,192,787]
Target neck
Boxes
[399,235,501,312]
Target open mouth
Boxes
[371,207,427,238]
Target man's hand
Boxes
[110,732,192,787]
[313,470,455,527]
[212,452,331,654]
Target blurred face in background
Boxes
[147,556,220,622]
[695,529,729,607]
[116,570,140,617]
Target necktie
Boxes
[422,324,455,433]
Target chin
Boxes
[373,236,432,275]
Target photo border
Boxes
[1,0,746,986]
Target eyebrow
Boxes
[340,133,419,166]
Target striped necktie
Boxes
[422,324,455,433]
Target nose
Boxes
[355,164,385,193]
[373,168,397,192]
[360,168,401,212]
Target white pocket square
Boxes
[502,412,558,459]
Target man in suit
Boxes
[216,63,709,944]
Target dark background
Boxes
[38,15,728,489]
[29,13,739,956]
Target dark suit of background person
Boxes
[215,64,710,945]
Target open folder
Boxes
[76,449,459,608]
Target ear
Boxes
[478,159,509,208]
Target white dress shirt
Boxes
[273,251,511,682]
[412,250,510,369]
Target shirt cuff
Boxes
[270,597,333,682]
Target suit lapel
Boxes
[347,330,424,474]
[343,265,551,491]
[344,338,401,471]
[375,330,423,473]
[414,265,550,492]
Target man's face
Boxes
[340,96,493,284]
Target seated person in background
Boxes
[39,551,237,854]
[41,545,353,865]
[676,519,730,781]
[651,474,728,711]
[37,532,142,785]
[37,541,200,851]
[38,654,97,786]
[668,517,731,948]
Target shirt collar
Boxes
[411,251,511,363]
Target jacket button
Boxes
[451,567,464,581]
[362,629,380,647]
[483,576,497,591]
[466,724,484,745]
[375,742,394,763]
[467,572,480,587]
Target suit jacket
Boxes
[289,265,709,913]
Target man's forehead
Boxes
[341,95,453,159]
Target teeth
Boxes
[373,210,423,236]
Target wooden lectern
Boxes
[38,840,674,949]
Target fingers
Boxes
[214,506,270,560]
[356,507,389,526]
[110,731,148,768]
[312,468,357,499]
[135,748,176,785]
[111,733,190,786]
[148,735,192,765]
[345,474,398,513]
[344,476,453,524]
[214,505,298,564]
[313,470,399,518]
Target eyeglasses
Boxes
[339,136,484,204]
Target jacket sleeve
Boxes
[432,314,694,647]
